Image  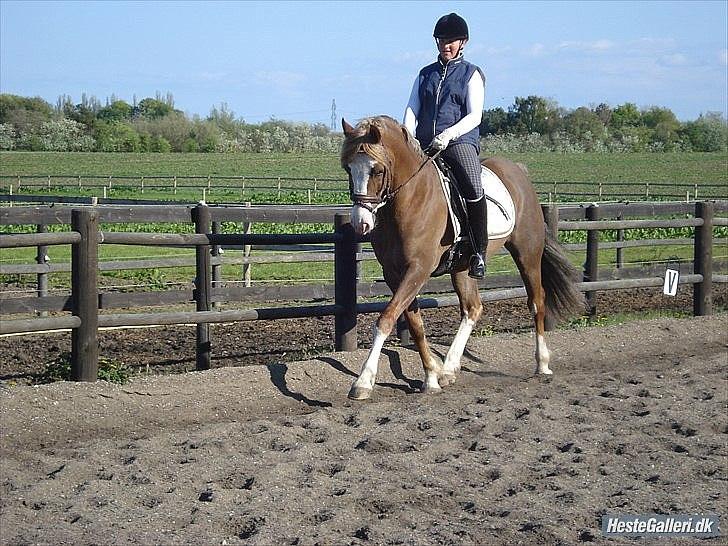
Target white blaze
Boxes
[348,154,377,235]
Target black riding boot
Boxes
[466,197,488,279]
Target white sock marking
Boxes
[444,316,475,374]
[353,325,388,390]
[536,333,552,374]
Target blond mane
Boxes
[340,116,426,168]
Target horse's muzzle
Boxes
[351,203,376,236]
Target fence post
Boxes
[616,214,624,269]
[541,204,560,331]
[693,201,713,316]
[334,213,358,351]
[242,202,252,287]
[193,203,212,370]
[584,204,600,320]
[71,209,99,382]
[211,221,221,309]
[36,224,48,317]
[396,315,411,345]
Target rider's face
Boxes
[437,37,466,61]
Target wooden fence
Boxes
[1,200,726,381]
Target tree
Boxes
[594,103,612,126]
[136,97,174,119]
[208,102,240,134]
[66,103,99,130]
[641,106,681,150]
[94,121,141,152]
[150,135,172,153]
[480,107,508,135]
[97,100,133,122]
[132,112,193,151]
[609,103,641,130]
[0,123,15,150]
[564,107,605,143]
[37,118,95,151]
[191,119,222,152]
[681,112,728,152]
[0,94,53,124]
[508,96,561,135]
[0,94,54,145]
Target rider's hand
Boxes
[431,131,452,151]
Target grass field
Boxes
[1,151,727,202]
[2,150,727,181]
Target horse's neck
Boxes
[387,160,447,230]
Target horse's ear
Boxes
[342,118,355,135]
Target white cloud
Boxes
[629,37,677,53]
[558,39,614,52]
[659,53,688,66]
[528,43,545,57]
[393,49,433,64]
[253,71,306,96]
[484,45,513,56]
[720,49,728,66]
[197,71,228,82]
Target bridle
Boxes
[349,148,442,214]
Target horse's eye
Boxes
[371,168,384,177]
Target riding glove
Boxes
[431,131,453,151]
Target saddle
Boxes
[430,156,516,277]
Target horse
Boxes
[340,115,584,400]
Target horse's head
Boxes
[340,117,401,236]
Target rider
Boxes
[403,12,487,279]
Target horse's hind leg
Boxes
[442,271,483,384]
[402,299,443,394]
[507,242,552,375]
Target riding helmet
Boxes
[433,13,469,40]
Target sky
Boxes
[1,0,727,125]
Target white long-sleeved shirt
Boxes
[403,67,485,142]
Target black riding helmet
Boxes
[433,12,469,40]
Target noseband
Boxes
[350,174,391,214]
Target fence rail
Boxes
[1,200,726,381]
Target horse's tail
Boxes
[541,227,586,324]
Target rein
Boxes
[351,148,442,213]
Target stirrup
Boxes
[468,253,486,279]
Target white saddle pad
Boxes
[439,165,516,241]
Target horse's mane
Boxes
[340,116,426,168]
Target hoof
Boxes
[537,367,553,376]
[348,386,372,400]
[421,383,442,395]
[438,373,457,387]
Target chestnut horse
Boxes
[341,116,583,400]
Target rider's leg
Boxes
[465,196,487,278]
[442,142,488,278]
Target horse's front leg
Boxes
[348,321,390,400]
[348,265,439,400]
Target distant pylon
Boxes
[331,99,337,131]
